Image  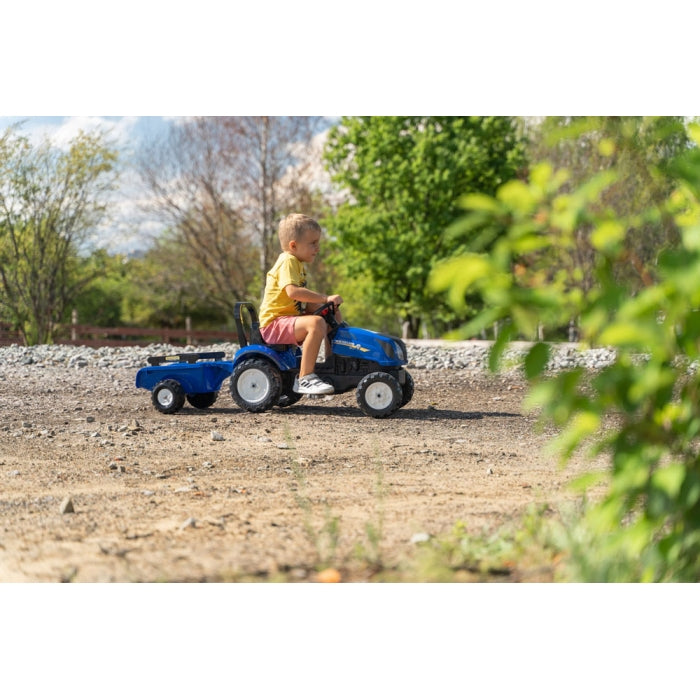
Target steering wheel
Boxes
[313,301,339,329]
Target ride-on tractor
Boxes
[135,301,414,418]
[229,301,413,418]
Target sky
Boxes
[0,115,338,256]
[0,116,185,255]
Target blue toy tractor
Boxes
[229,301,414,418]
[135,302,414,418]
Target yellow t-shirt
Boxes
[259,252,307,328]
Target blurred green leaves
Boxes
[431,117,700,581]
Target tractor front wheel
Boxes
[400,372,414,407]
[356,372,402,418]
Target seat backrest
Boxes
[234,301,260,347]
[233,301,292,351]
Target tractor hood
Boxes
[331,326,407,366]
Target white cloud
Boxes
[0,116,174,254]
[0,116,144,149]
[51,116,140,148]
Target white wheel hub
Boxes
[157,387,174,407]
[238,368,270,403]
[364,381,394,410]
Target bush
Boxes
[429,123,700,581]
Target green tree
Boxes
[70,249,130,327]
[0,126,117,344]
[322,116,527,337]
[430,121,700,581]
[123,234,237,329]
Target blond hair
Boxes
[278,214,321,251]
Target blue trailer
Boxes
[135,352,234,414]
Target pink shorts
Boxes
[260,316,299,345]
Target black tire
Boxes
[230,358,282,412]
[401,372,415,407]
[152,379,186,414]
[186,392,218,409]
[277,374,303,408]
[356,371,402,418]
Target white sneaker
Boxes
[293,373,334,395]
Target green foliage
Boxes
[430,123,700,581]
[121,233,242,328]
[69,250,129,327]
[0,126,118,344]
[322,117,527,337]
[402,506,566,582]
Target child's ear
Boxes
[289,240,297,252]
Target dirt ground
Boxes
[0,364,603,583]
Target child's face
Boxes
[289,229,321,264]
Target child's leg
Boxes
[294,315,327,378]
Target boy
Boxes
[259,214,343,395]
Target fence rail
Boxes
[0,319,241,347]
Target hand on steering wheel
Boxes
[313,301,339,329]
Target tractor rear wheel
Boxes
[230,358,282,412]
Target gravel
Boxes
[0,340,617,374]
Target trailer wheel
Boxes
[187,392,218,409]
[152,379,186,414]
[230,358,282,412]
[356,372,402,418]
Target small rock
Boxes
[60,496,75,514]
[211,431,224,441]
[316,568,342,583]
[410,532,431,544]
[486,467,494,475]
[179,517,196,530]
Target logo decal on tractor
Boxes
[335,339,370,353]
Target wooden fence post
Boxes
[71,309,78,342]
[186,316,192,346]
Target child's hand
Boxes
[327,294,343,307]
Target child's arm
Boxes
[285,285,343,311]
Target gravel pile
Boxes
[407,342,617,372]
[0,341,617,373]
